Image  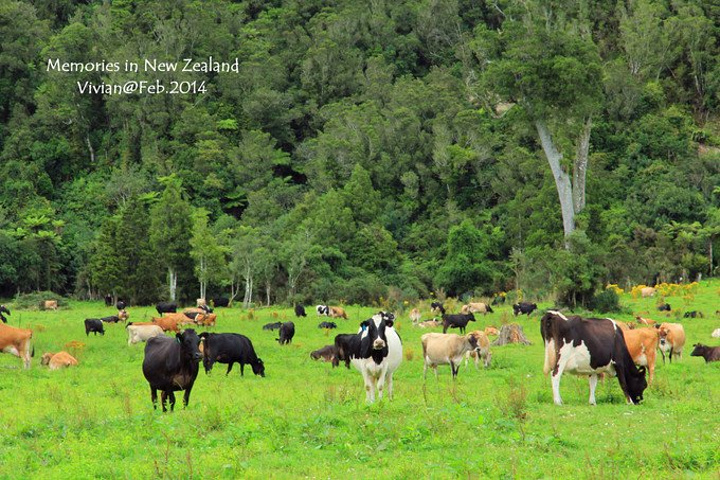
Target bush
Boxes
[589,289,622,313]
[12,291,69,310]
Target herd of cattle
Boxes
[0,295,719,410]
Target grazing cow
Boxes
[156,301,178,315]
[421,332,479,378]
[84,319,105,336]
[442,313,476,334]
[655,323,686,363]
[513,302,538,316]
[462,302,494,315]
[316,305,330,316]
[465,330,492,368]
[294,305,307,317]
[199,332,265,377]
[657,303,671,312]
[417,320,441,328]
[430,302,446,315]
[101,315,122,324]
[0,323,33,368]
[540,311,647,405]
[690,344,720,363]
[641,287,656,298]
[349,313,403,403]
[142,329,203,412]
[622,327,660,384]
[409,308,421,323]
[277,322,295,345]
[333,333,361,369]
[104,294,113,307]
[712,328,720,338]
[329,306,348,319]
[635,316,656,326]
[44,300,58,311]
[40,351,78,370]
[0,304,10,323]
[310,345,337,363]
[211,297,230,308]
[318,321,337,329]
[116,300,127,310]
[263,322,283,331]
[683,311,703,319]
[126,323,164,345]
[484,326,499,336]
[149,315,185,333]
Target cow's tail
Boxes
[543,339,556,376]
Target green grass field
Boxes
[1,283,719,479]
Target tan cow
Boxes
[641,287,656,298]
[656,323,686,363]
[461,302,494,315]
[126,323,164,345]
[195,313,217,327]
[416,320,441,328]
[409,308,421,323]
[41,351,78,370]
[43,300,58,311]
[616,321,636,332]
[465,330,492,368]
[0,323,33,368]
[622,327,659,384]
[421,332,478,378]
[635,316,656,326]
[329,306,348,319]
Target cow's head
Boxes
[655,324,670,347]
[40,352,54,366]
[177,329,203,362]
[627,366,648,404]
[690,343,706,357]
[467,334,479,349]
[252,358,265,377]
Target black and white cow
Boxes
[540,311,647,406]
[513,302,538,316]
[316,305,330,316]
[318,321,337,329]
[0,304,10,323]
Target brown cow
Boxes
[195,313,217,327]
[329,306,348,319]
[43,300,58,311]
[655,323,686,363]
[41,351,79,370]
[0,323,33,368]
[635,316,656,326]
[622,327,659,384]
[145,315,185,333]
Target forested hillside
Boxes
[0,0,718,306]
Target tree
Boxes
[189,209,226,301]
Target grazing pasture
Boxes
[0,283,719,478]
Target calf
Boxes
[277,322,295,345]
[540,311,647,406]
[156,301,178,315]
[421,332,479,378]
[316,305,330,316]
[690,344,720,363]
[462,302,494,315]
[333,333,361,369]
[318,321,337,329]
[127,323,164,345]
[84,319,105,336]
[329,306,348,319]
[294,305,307,317]
[199,332,265,377]
[0,304,10,323]
[513,302,537,316]
[150,314,186,332]
[442,313,476,334]
[195,313,216,327]
[40,351,78,370]
[430,302,446,315]
[655,323,686,363]
[622,327,659,384]
[263,322,283,331]
[310,345,337,363]
[142,329,203,412]
[0,323,33,368]
[465,330,492,369]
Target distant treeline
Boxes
[0,0,718,308]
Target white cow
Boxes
[351,312,403,403]
[126,323,164,345]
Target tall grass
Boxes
[1,281,719,478]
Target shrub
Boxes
[12,291,69,310]
[590,289,622,313]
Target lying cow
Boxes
[655,323,685,363]
[84,319,105,336]
[310,345,338,363]
[43,300,58,311]
[329,306,348,319]
[442,313,476,334]
[0,323,33,368]
[318,321,337,329]
[640,286,656,298]
[421,332,479,378]
[683,310,703,318]
[540,311,647,405]
[101,315,122,323]
[690,344,720,363]
[142,329,203,412]
[657,303,671,312]
[416,320,441,328]
[513,302,537,316]
[40,351,78,370]
[199,332,265,377]
[127,322,164,345]
[462,302,494,315]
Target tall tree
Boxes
[189,209,226,300]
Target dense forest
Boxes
[0,0,718,308]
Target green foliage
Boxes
[589,288,622,314]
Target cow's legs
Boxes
[150,388,158,410]
[160,391,168,412]
[168,391,176,411]
[376,366,389,400]
[669,348,674,363]
[240,363,245,376]
[183,386,192,408]
[450,361,459,378]
[226,362,233,375]
[362,371,375,403]
[588,374,598,405]
[386,372,394,399]
[551,360,567,405]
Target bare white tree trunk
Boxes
[573,117,592,214]
[536,120,575,240]
[168,268,177,301]
[265,280,271,307]
[242,264,253,309]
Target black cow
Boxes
[430,302,446,315]
[116,300,127,310]
[104,294,113,307]
[442,313,476,334]
[658,303,671,312]
[295,305,307,317]
[262,322,283,331]
[277,322,295,345]
[540,311,647,405]
[199,332,265,377]
[690,344,720,363]
[333,333,362,369]
[142,329,202,412]
[84,318,105,336]
[156,301,178,315]
[211,297,230,308]
[683,310,703,318]
[0,304,10,323]
[513,302,538,316]
[310,345,338,363]
[101,315,122,323]
[318,321,337,329]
